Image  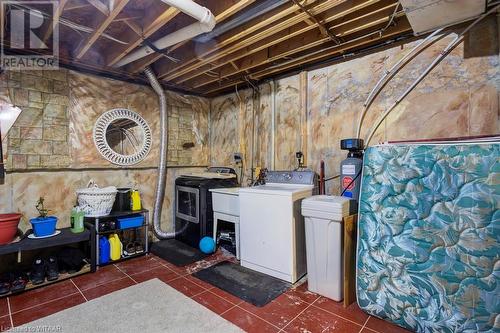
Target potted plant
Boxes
[29,197,57,237]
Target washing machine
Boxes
[239,170,316,283]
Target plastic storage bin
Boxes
[116,215,144,229]
[301,195,351,301]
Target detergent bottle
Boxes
[109,233,122,260]
[130,188,142,211]
[99,236,110,264]
[70,206,85,233]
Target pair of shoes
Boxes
[57,248,86,274]
[0,272,28,294]
[0,274,9,295]
[123,241,143,257]
[30,256,58,285]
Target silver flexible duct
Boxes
[143,67,175,239]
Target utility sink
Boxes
[209,187,240,216]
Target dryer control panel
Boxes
[265,170,316,185]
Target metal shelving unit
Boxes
[84,209,149,267]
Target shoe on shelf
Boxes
[10,272,28,293]
[0,273,11,295]
[134,241,144,254]
[46,256,59,281]
[30,258,45,285]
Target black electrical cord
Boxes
[324,174,340,182]
[0,127,5,184]
[340,169,362,196]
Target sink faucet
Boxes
[252,168,267,186]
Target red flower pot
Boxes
[0,213,22,245]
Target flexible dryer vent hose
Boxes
[143,67,176,239]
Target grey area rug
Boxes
[14,279,242,333]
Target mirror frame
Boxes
[93,108,152,166]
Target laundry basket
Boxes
[76,180,117,217]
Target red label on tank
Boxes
[343,176,355,190]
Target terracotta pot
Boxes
[0,213,22,245]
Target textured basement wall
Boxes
[210,21,499,193]
[0,69,210,233]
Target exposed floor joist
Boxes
[203,18,412,95]
[125,0,257,74]
[42,0,68,43]
[182,0,400,88]
[75,0,130,59]
[2,0,419,97]
[106,4,180,66]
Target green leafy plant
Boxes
[35,197,50,218]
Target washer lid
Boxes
[302,195,351,215]
[209,187,240,195]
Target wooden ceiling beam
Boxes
[125,0,256,73]
[113,9,143,22]
[189,3,402,89]
[64,3,91,11]
[215,0,256,22]
[86,0,109,16]
[42,0,68,43]
[75,0,130,59]
[155,0,324,81]
[177,0,396,85]
[158,0,377,82]
[106,4,180,66]
[201,19,411,95]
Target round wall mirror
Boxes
[93,108,152,166]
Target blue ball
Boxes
[199,236,215,254]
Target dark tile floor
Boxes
[0,251,412,332]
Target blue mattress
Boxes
[356,143,499,333]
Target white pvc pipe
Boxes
[161,0,210,22]
[115,0,215,67]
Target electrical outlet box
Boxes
[233,153,242,163]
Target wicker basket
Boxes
[76,180,118,217]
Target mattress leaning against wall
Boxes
[356,140,499,333]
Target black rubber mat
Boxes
[150,239,208,267]
[193,261,291,307]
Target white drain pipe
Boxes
[115,0,216,67]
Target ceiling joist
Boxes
[202,18,412,95]
[125,0,257,74]
[75,0,130,59]
[41,0,68,43]
[157,0,377,82]
[188,1,402,88]
[2,0,418,97]
[171,0,391,85]
[106,4,180,66]
[86,0,110,16]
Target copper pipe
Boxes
[319,160,325,195]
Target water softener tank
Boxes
[340,138,364,206]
